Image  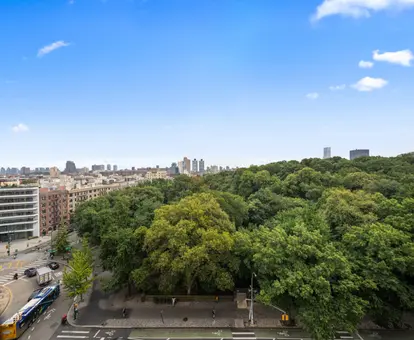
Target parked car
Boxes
[24,268,37,277]
[27,288,43,302]
[48,262,59,270]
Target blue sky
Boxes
[1,0,414,169]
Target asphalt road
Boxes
[50,326,130,339]
[0,232,79,340]
[43,327,414,340]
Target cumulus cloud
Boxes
[358,60,374,68]
[312,0,414,21]
[373,49,414,66]
[352,77,388,92]
[329,84,346,91]
[37,41,70,57]
[12,123,29,132]
[306,92,320,100]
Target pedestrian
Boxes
[122,308,126,318]
[172,297,176,306]
[212,308,216,319]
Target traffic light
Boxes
[282,314,289,321]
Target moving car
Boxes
[24,268,37,277]
[48,262,59,270]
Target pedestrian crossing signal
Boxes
[282,314,289,321]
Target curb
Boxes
[0,240,51,259]
[0,285,12,317]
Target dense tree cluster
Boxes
[73,155,414,340]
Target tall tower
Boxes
[183,157,191,173]
[199,159,205,173]
[350,149,370,160]
[64,161,77,173]
[323,147,331,159]
[192,159,198,173]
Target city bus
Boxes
[0,284,60,340]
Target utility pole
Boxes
[7,226,11,256]
[249,272,257,326]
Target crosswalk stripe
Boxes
[57,336,88,339]
[61,331,89,334]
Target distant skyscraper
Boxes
[168,163,179,175]
[65,161,77,173]
[350,149,370,160]
[20,167,30,175]
[50,167,60,178]
[192,159,198,172]
[107,164,111,171]
[183,157,191,173]
[199,159,205,173]
[323,147,331,159]
[113,165,118,171]
[178,161,184,174]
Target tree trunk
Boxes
[187,286,191,295]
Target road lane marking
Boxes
[94,330,101,338]
[57,336,88,339]
[62,330,90,334]
[356,333,364,340]
[233,333,255,335]
[233,338,256,339]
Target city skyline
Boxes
[2,0,414,167]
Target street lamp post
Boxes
[249,272,257,326]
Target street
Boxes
[46,327,414,340]
[50,326,130,340]
[0,232,78,340]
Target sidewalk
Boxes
[0,286,11,318]
[66,277,286,328]
[0,236,51,258]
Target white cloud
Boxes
[37,41,70,57]
[351,77,388,92]
[358,60,374,68]
[329,84,346,91]
[11,123,29,132]
[306,92,319,100]
[373,49,414,66]
[312,0,414,21]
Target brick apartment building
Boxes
[39,186,69,235]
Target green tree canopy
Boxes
[143,193,238,294]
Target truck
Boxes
[36,266,53,286]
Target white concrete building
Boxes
[0,187,40,241]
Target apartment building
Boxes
[0,187,40,242]
[145,170,168,180]
[68,183,134,213]
[39,186,69,235]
